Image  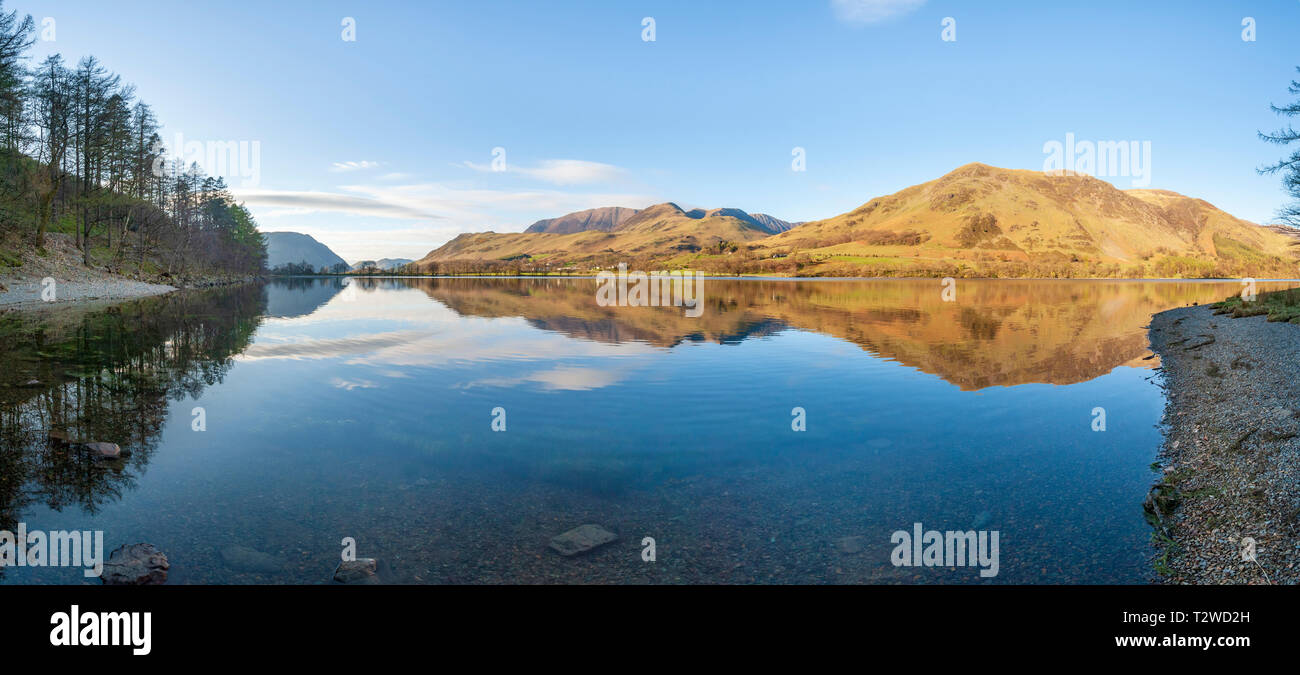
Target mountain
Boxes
[746,212,799,234]
[756,163,1300,277]
[524,206,640,234]
[349,258,414,272]
[264,232,348,271]
[412,163,1300,278]
[416,203,798,272]
[522,205,794,235]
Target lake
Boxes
[2,277,1294,584]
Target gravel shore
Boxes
[0,233,176,311]
[0,275,175,311]
[1149,305,1300,584]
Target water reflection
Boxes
[383,277,1294,390]
[2,277,1294,584]
[0,285,266,579]
[263,276,347,319]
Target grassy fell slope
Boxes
[414,163,1300,278]
[759,163,1300,278]
[420,202,775,269]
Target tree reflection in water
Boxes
[0,284,266,578]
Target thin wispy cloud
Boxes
[237,183,652,224]
[462,158,625,185]
[234,188,443,220]
[313,185,658,245]
[831,0,926,25]
[330,160,383,172]
[236,179,658,260]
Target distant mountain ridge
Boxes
[264,232,348,271]
[524,205,796,235]
[412,163,1300,279]
[524,206,640,234]
[422,201,797,268]
[350,258,414,272]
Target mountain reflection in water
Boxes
[0,277,1293,584]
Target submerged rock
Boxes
[220,545,284,574]
[332,558,382,585]
[83,442,122,459]
[549,524,618,557]
[1144,484,1181,516]
[48,429,76,447]
[835,536,866,554]
[101,544,169,585]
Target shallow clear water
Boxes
[2,277,1294,584]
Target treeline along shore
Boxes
[0,2,266,310]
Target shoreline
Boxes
[0,273,263,314]
[0,232,260,313]
[0,275,177,313]
[273,273,1300,282]
[1148,304,1300,584]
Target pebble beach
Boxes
[1149,304,1300,584]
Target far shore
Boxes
[272,272,1300,283]
[5,272,1296,315]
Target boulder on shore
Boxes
[101,543,169,585]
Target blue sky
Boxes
[19,0,1300,262]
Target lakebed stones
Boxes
[549,524,618,557]
[332,558,381,585]
[101,543,169,585]
[834,536,866,555]
[83,441,122,459]
[46,430,130,461]
[219,545,284,574]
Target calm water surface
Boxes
[3,277,1295,584]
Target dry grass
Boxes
[1213,287,1300,323]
